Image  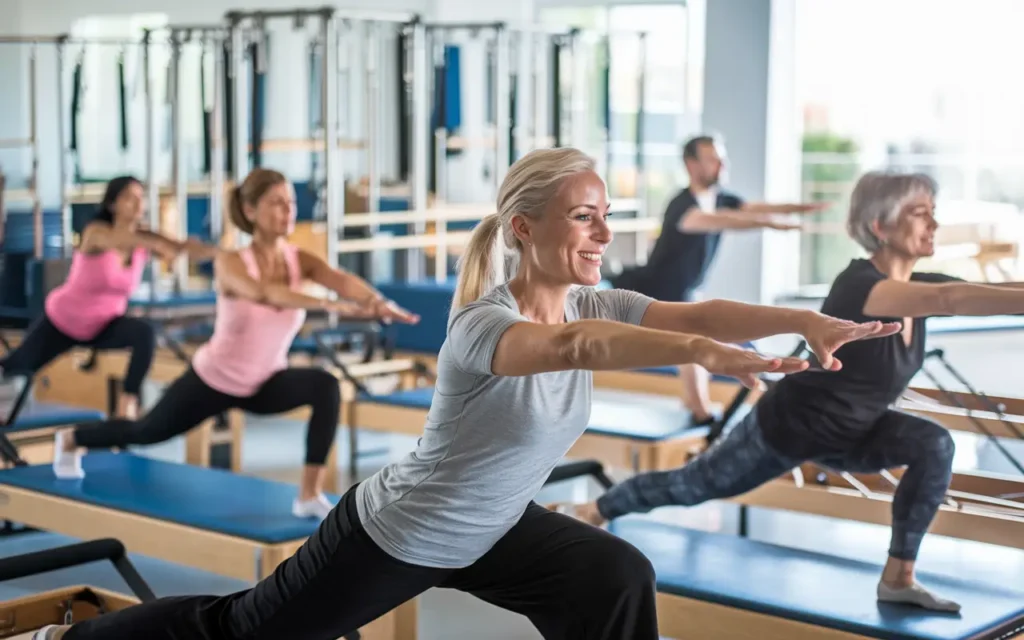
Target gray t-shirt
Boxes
[355,284,654,568]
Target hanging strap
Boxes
[200,45,212,176]
[60,588,109,625]
[117,50,129,152]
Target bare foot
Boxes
[117,395,139,420]
[545,501,607,527]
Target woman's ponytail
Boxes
[452,214,505,311]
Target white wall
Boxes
[698,0,784,305]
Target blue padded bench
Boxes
[7,402,103,434]
[0,455,416,637]
[128,290,218,310]
[612,519,1024,640]
[0,452,331,581]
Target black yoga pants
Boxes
[1,314,155,395]
[73,367,341,466]
[63,486,660,640]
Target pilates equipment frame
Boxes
[223,8,420,270]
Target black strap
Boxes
[60,588,108,625]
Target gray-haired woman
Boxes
[558,169,1024,614]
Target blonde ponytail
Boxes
[453,214,505,310]
[451,147,597,313]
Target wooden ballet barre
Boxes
[255,138,366,153]
[443,133,557,151]
[63,181,227,204]
[338,232,474,253]
[0,138,32,149]
[2,189,36,203]
[336,198,646,229]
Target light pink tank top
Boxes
[192,244,307,397]
[45,247,148,341]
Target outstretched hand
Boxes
[790,202,831,214]
[695,340,809,389]
[366,298,421,325]
[802,314,902,371]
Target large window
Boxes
[795,0,1024,288]
[537,2,703,225]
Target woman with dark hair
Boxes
[0,176,217,419]
[52,168,420,519]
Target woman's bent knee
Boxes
[585,537,656,593]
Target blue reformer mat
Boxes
[611,519,1024,640]
[0,453,336,544]
[128,290,217,309]
[361,387,707,440]
[8,402,103,433]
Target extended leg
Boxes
[239,367,342,517]
[828,409,958,613]
[444,502,659,640]
[87,316,157,418]
[568,410,800,525]
[54,369,235,478]
[60,487,447,639]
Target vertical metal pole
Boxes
[634,32,648,265]
[209,33,225,243]
[28,44,42,259]
[228,16,249,248]
[321,10,342,272]
[407,20,429,282]
[55,37,72,256]
[366,21,381,220]
[171,33,189,293]
[143,32,161,298]
[532,32,545,151]
[493,23,510,190]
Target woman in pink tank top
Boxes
[53,168,420,520]
[0,176,218,419]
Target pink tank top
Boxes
[45,247,148,341]
[192,244,307,397]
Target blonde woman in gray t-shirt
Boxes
[41,148,898,640]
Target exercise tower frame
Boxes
[223,8,420,275]
[0,36,73,260]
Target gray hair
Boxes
[846,170,938,253]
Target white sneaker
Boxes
[52,432,84,480]
[292,494,334,520]
[32,625,62,639]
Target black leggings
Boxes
[597,408,955,562]
[63,485,659,640]
[72,367,341,466]
[1,314,155,395]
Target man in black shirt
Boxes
[612,135,826,423]
[564,170,1024,614]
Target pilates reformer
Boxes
[536,458,1024,639]
[615,517,1024,640]
[0,537,155,635]
[0,433,414,639]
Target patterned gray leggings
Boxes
[596,409,955,561]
